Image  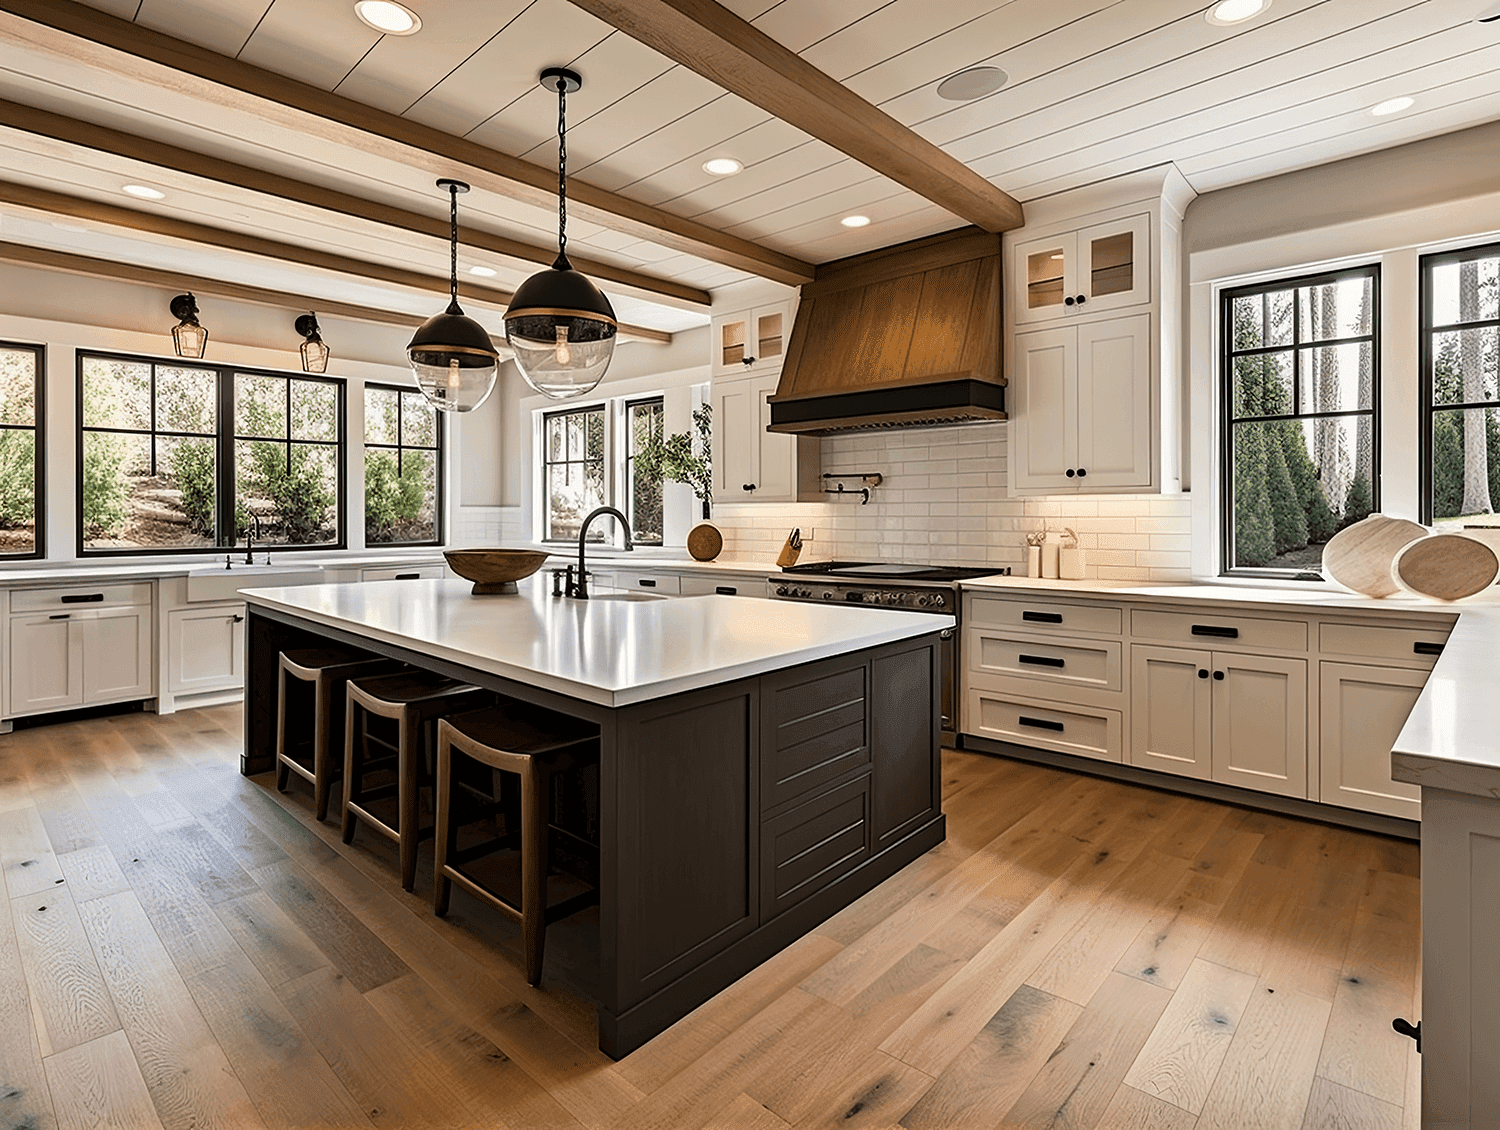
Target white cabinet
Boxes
[1011,314,1151,492]
[9,613,83,714]
[1319,663,1424,821]
[679,575,760,597]
[8,603,153,717]
[167,605,245,695]
[711,371,819,503]
[1130,644,1307,798]
[1013,213,1151,325]
[711,302,791,378]
[361,564,444,581]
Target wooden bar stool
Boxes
[275,648,400,822]
[342,670,488,891]
[434,702,600,986]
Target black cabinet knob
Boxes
[1213,671,1225,681]
[1065,469,1076,478]
[1393,1018,1421,1052]
[742,483,756,492]
[742,356,755,366]
[1198,669,1209,679]
[1076,294,1087,304]
[1077,468,1088,478]
[1064,296,1075,306]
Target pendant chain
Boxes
[448,181,459,305]
[556,76,568,259]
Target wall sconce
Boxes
[170,293,207,359]
[295,312,329,373]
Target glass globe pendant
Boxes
[505,68,618,401]
[408,179,500,413]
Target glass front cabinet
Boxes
[1012,213,1151,325]
[710,302,792,378]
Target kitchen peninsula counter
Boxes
[239,578,951,1057]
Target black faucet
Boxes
[566,506,632,599]
[241,512,263,566]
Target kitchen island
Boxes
[239,577,950,1057]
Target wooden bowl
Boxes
[443,549,551,594]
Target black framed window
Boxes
[0,342,43,559]
[78,351,344,554]
[542,404,605,542]
[625,397,664,547]
[1221,265,1379,575]
[1421,241,1500,527]
[364,383,443,546]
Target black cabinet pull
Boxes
[742,483,756,492]
[232,615,245,623]
[395,573,420,580]
[1022,610,1063,624]
[741,356,756,366]
[1414,641,1444,656]
[1065,469,1076,478]
[1018,716,1065,733]
[1213,670,1225,681]
[1393,1018,1421,1052]
[49,613,69,620]
[60,593,104,604]
[1198,669,1209,679]
[1077,468,1087,478]
[715,586,737,595]
[1191,624,1239,639]
[1018,654,1066,668]
[639,578,657,588]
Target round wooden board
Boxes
[1393,533,1500,601]
[1322,513,1426,597]
[686,523,723,562]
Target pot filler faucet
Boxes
[566,506,632,599]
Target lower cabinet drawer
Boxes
[11,582,152,612]
[680,575,759,597]
[1132,608,1307,652]
[1318,621,1453,668]
[617,572,681,594]
[965,628,1121,692]
[968,594,1123,636]
[760,774,871,922]
[964,686,1123,763]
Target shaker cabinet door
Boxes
[9,614,83,714]
[1130,644,1212,780]
[1210,652,1307,798]
[1075,314,1152,490]
[1318,662,1423,820]
[1011,327,1078,492]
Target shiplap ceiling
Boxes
[0,0,1496,335]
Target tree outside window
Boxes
[1422,243,1500,527]
[626,398,664,546]
[234,373,340,547]
[1221,267,1379,574]
[542,405,606,542]
[365,384,442,545]
[0,343,42,558]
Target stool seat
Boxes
[342,670,489,891]
[435,703,600,986]
[275,649,398,822]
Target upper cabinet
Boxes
[712,371,820,504]
[711,302,793,378]
[1005,168,1195,496]
[1013,214,1151,325]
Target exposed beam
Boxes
[565,0,1024,233]
[0,181,672,345]
[0,98,708,311]
[0,0,816,287]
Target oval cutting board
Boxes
[1322,513,1426,597]
[1392,533,1500,601]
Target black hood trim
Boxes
[768,379,1005,434]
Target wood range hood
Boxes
[767,227,1004,435]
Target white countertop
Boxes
[240,577,952,708]
[0,551,448,587]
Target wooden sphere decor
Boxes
[1391,533,1500,602]
[1322,513,1427,598]
[686,523,723,562]
[444,548,550,594]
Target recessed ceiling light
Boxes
[935,66,1009,102]
[1205,0,1271,26]
[122,184,165,200]
[702,157,743,176]
[1370,96,1415,117]
[468,265,497,277]
[354,1,420,35]
[841,215,871,228]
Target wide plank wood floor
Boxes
[0,704,1420,1129]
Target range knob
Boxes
[775,585,789,596]
[823,591,834,599]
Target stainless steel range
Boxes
[766,560,1010,739]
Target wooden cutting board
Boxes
[686,523,723,562]
[1392,533,1500,601]
[1322,513,1426,597]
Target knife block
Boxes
[776,533,802,568]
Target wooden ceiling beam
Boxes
[0,97,708,312]
[565,0,1025,233]
[0,0,816,287]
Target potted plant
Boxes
[635,403,714,520]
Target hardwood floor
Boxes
[0,704,1420,1129]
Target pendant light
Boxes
[504,68,618,401]
[295,312,330,373]
[169,293,207,359]
[407,179,500,413]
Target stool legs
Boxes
[434,734,455,918]
[341,691,361,846]
[275,664,292,794]
[522,760,549,987]
[399,710,423,893]
[311,675,336,822]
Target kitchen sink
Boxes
[186,563,324,602]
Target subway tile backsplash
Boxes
[710,423,1193,581]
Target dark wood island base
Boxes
[244,605,946,1058]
